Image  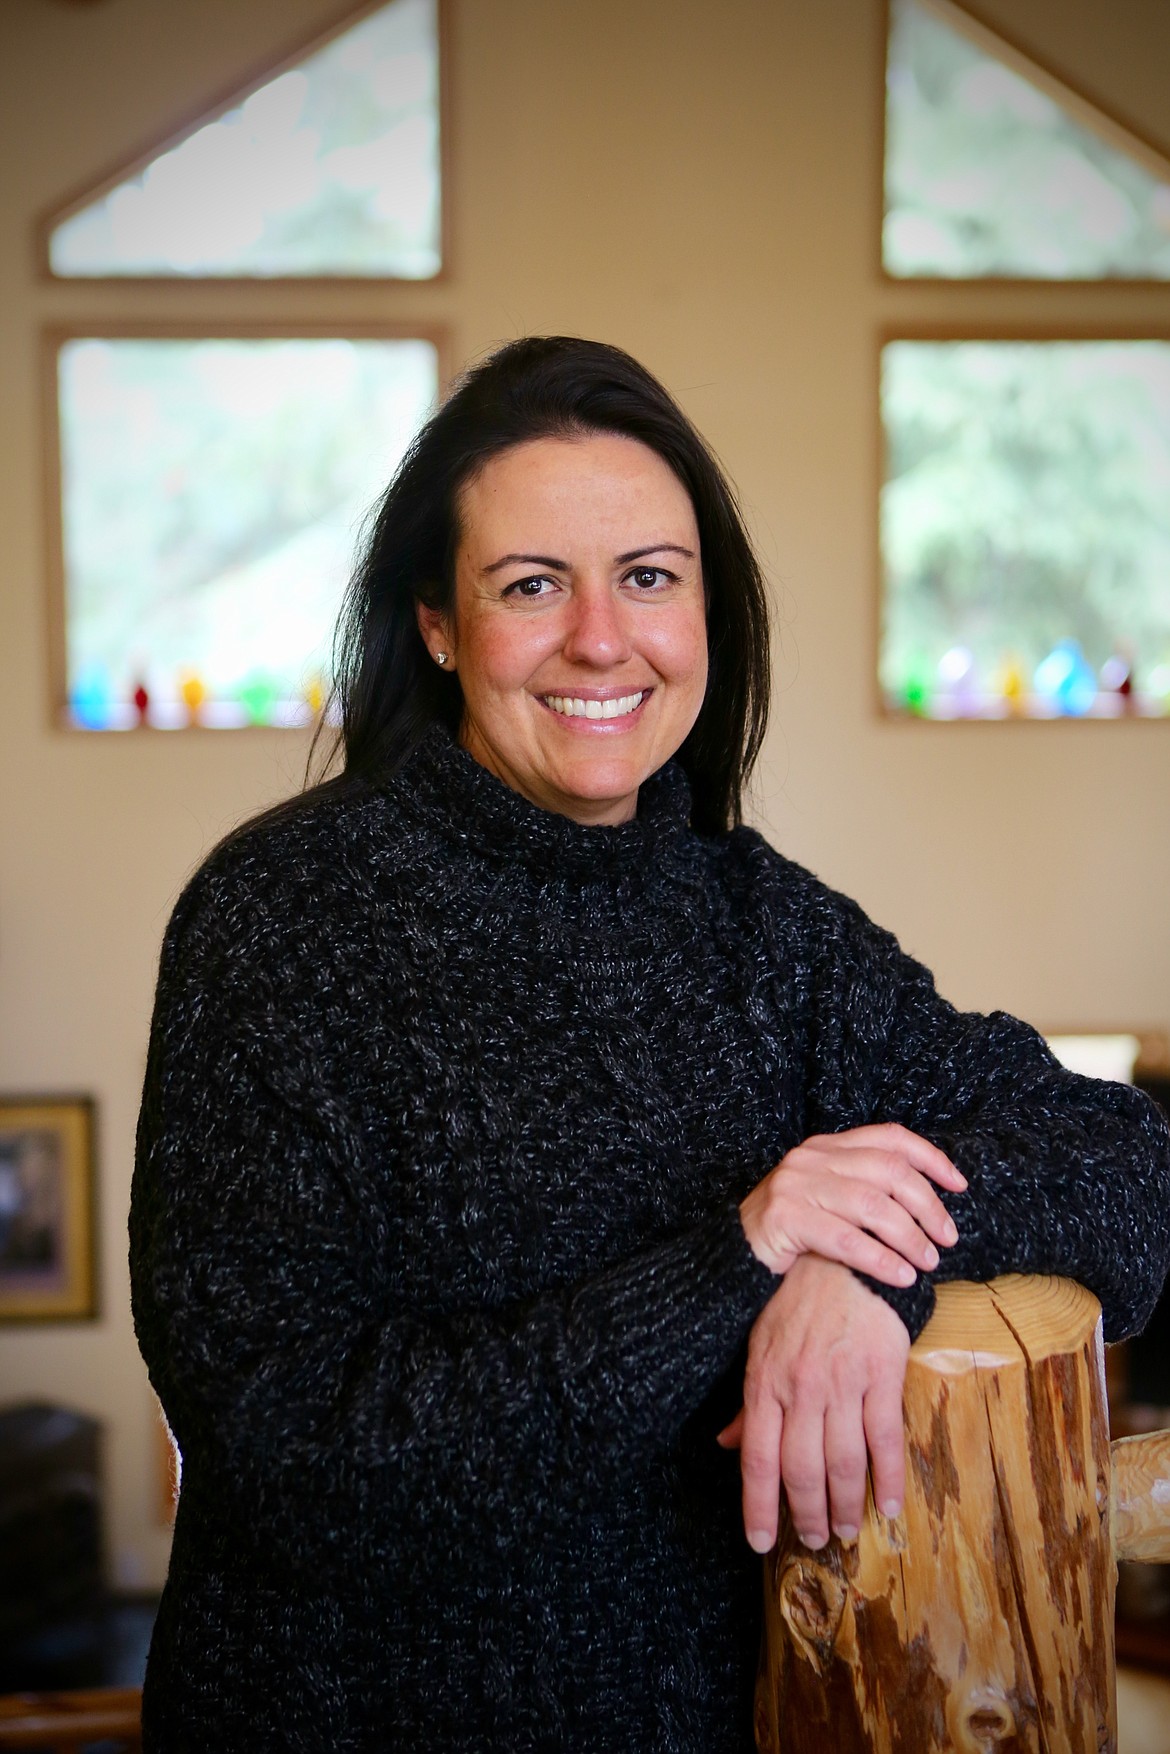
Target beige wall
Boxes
[0,0,1167,1592]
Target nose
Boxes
[561,580,633,669]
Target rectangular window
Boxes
[880,339,1170,718]
[50,332,440,729]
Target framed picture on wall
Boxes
[0,1097,96,1321]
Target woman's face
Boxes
[419,433,708,826]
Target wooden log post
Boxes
[754,1275,1170,1754]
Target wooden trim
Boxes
[1137,1033,1170,1077]
[870,322,887,722]
[437,0,453,284]
[43,318,451,344]
[875,713,1170,728]
[0,1687,143,1745]
[879,0,1170,288]
[875,711,1170,728]
[882,274,1170,292]
[35,0,449,288]
[877,0,898,291]
[42,320,451,733]
[878,321,1170,343]
[40,331,69,736]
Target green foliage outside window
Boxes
[885,0,1170,279]
[50,0,440,278]
[59,337,438,728]
[881,342,1170,717]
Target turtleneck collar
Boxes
[386,723,696,889]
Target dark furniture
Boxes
[0,1406,106,1694]
[1112,1066,1170,1673]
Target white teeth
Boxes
[544,691,645,720]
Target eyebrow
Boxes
[483,543,696,574]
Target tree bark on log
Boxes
[755,1275,1170,1754]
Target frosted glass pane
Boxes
[59,337,438,729]
[880,342,1170,718]
[885,0,1170,279]
[51,0,440,278]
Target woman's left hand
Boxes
[716,1254,910,1554]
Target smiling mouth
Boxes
[541,690,648,721]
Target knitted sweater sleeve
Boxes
[792,873,1170,1344]
[129,866,778,1576]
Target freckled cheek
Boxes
[652,610,708,690]
[467,622,553,695]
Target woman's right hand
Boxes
[738,1123,966,1286]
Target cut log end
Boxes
[913,1273,1103,1364]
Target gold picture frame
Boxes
[0,1097,96,1321]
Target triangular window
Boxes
[884,0,1170,279]
[47,0,440,279]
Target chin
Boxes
[554,758,646,801]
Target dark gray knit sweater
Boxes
[129,727,1170,1752]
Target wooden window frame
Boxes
[872,321,1170,723]
[36,0,452,288]
[42,319,450,733]
[875,0,1170,722]
[878,0,1170,290]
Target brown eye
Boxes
[503,576,556,599]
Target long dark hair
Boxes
[325,336,771,834]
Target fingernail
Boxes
[833,1524,859,1544]
[748,1528,774,1553]
[881,1499,902,1520]
[897,1264,916,1286]
[924,1244,939,1270]
[953,1172,968,1189]
[799,1530,827,1551]
[943,1217,958,1244]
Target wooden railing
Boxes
[755,1275,1170,1754]
[0,1686,142,1752]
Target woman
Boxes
[130,337,1170,1751]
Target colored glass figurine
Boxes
[70,666,114,731]
[901,654,932,716]
[936,646,979,716]
[179,672,208,724]
[1100,651,1135,713]
[238,673,280,726]
[1033,641,1097,716]
[995,655,1027,716]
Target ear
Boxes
[415,598,456,671]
